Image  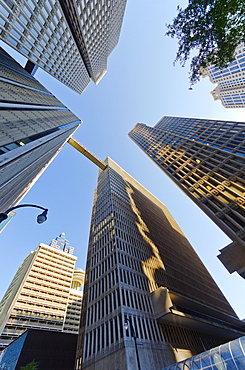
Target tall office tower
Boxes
[129,117,245,279]
[0,47,80,213]
[76,158,245,370]
[201,43,245,108]
[0,0,127,93]
[0,233,84,351]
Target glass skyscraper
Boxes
[129,116,245,279]
[201,43,245,108]
[0,0,127,93]
[0,47,80,213]
[76,158,245,370]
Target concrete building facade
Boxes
[201,43,245,108]
[0,0,127,93]
[76,158,245,370]
[0,233,84,351]
[0,47,80,213]
[129,117,245,279]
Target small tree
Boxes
[20,360,39,370]
[166,0,245,86]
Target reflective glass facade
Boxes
[129,117,245,278]
[0,47,80,212]
[76,158,244,370]
[201,43,245,108]
[0,0,127,93]
[162,336,245,370]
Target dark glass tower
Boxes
[76,157,245,370]
[129,117,245,279]
[0,47,80,212]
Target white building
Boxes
[0,233,84,351]
[201,43,245,108]
[0,0,127,94]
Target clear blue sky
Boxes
[1,0,245,319]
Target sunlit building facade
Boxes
[0,233,84,351]
[0,0,127,93]
[0,47,80,213]
[201,43,245,108]
[76,158,245,370]
[129,117,245,279]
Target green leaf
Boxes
[20,360,40,370]
[166,0,245,86]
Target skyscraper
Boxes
[0,233,84,351]
[129,117,245,279]
[201,43,245,108]
[0,0,127,93]
[76,158,245,370]
[0,47,80,213]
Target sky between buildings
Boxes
[0,0,245,319]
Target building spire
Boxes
[49,233,74,254]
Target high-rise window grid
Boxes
[0,0,127,93]
[74,0,126,83]
[0,47,80,212]
[0,243,76,350]
[201,43,245,107]
[77,158,243,370]
[0,0,90,93]
[0,236,84,350]
[130,118,245,236]
[129,117,245,278]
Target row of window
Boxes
[84,313,164,360]
[90,253,116,278]
[84,315,123,358]
[87,290,120,325]
[19,290,67,307]
[88,269,118,301]
[27,274,70,291]
[159,322,223,352]
[1,0,90,93]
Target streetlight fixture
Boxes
[124,316,141,370]
[0,204,48,225]
[36,209,48,224]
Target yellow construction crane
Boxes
[68,137,107,170]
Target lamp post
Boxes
[124,316,141,370]
[0,204,48,225]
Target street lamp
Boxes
[0,204,48,225]
[124,316,141,370]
